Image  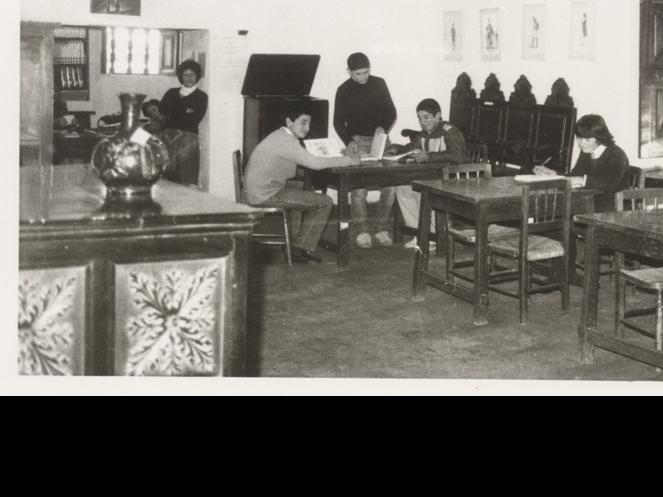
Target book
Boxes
[360,132,388,162]
[383,150,416,162]
[514,175,586,189]
[304,138,345,158]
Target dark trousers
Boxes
[261,184,333,253]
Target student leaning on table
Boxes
[534,114,630,212]
[334,52,398,249]
[386,98,470,249]
[245,103,361,264]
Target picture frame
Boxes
[523,5,545,61]
[570,1,596,60]
[443,11,463,61]
[91,0,141,16]
[480,9,502,62]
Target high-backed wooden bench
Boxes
[449,73,577,175]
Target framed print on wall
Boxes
[91,0,141,16]
[481,9,502,62]
[570,1,596,60]
[523,5,545,61]
[444,11,463,61]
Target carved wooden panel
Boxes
[18,267,87,376]
[114,258,228,376]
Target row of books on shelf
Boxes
[53,27,87,39]
[55,58,87,66]
[57,66,86,90]
[55,40,86,61]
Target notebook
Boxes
[383,150,416,162]
[514,175,586,189]
[360,132,388,162]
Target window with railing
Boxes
[103,27,180,75]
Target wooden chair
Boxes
[626,165,647,190]
[614,189,663,366]
[440,163,519,281]
[488,179,573,325]
[466,142,489,164]
[233,150,294,267]
[395,142,488,246]
[573,166,645,281]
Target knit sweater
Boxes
[160,88,209,135]
[245,128,355,206]
[334,76,397,145]
[404,122,470,164]
[569,144,630,196]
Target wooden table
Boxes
[20,165,263,377]
[53,132,104,165]
[305,160,449,270]
[412,177,596,326]
[577,210,663,368]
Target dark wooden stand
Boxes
[19,166,263,377]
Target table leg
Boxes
[412,191,432,302]
[337,178,351,271]
[579,224,600,364]
[473,206,490,327]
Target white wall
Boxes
[438,0,643,168]
[20,0,647,201]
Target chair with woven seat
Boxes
[440,162,519,281]
[573,166,645,282]
[487,179,572,325]
[233,150,296,267]
[614,189,663,366]
[395,141,490,249]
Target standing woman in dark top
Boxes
[159,60,209,187]
[535,114,630,212]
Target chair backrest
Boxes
[521,179,572,237]
[232,150,246,204]
[625,165,646,191]
[615,188,663,213]
[466,142,489,164]
[444,162,492,181]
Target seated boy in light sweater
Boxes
[245,104,361,263]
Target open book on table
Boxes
[360,132,388,162]
[383,150,417,162]
[304,138,345,158]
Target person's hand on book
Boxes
[412,152,430,163]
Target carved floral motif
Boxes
[125,266,219,376]
[18,275,77,376]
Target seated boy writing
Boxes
[245,103,361,263]
[389,99,470,247]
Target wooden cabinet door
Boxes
[21,22,57,167]
[19,266,88,376]
[114,257,229,377]
[640,0,663,158]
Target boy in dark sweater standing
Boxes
[334,53,397,249]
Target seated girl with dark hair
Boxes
[535,114,630,211]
